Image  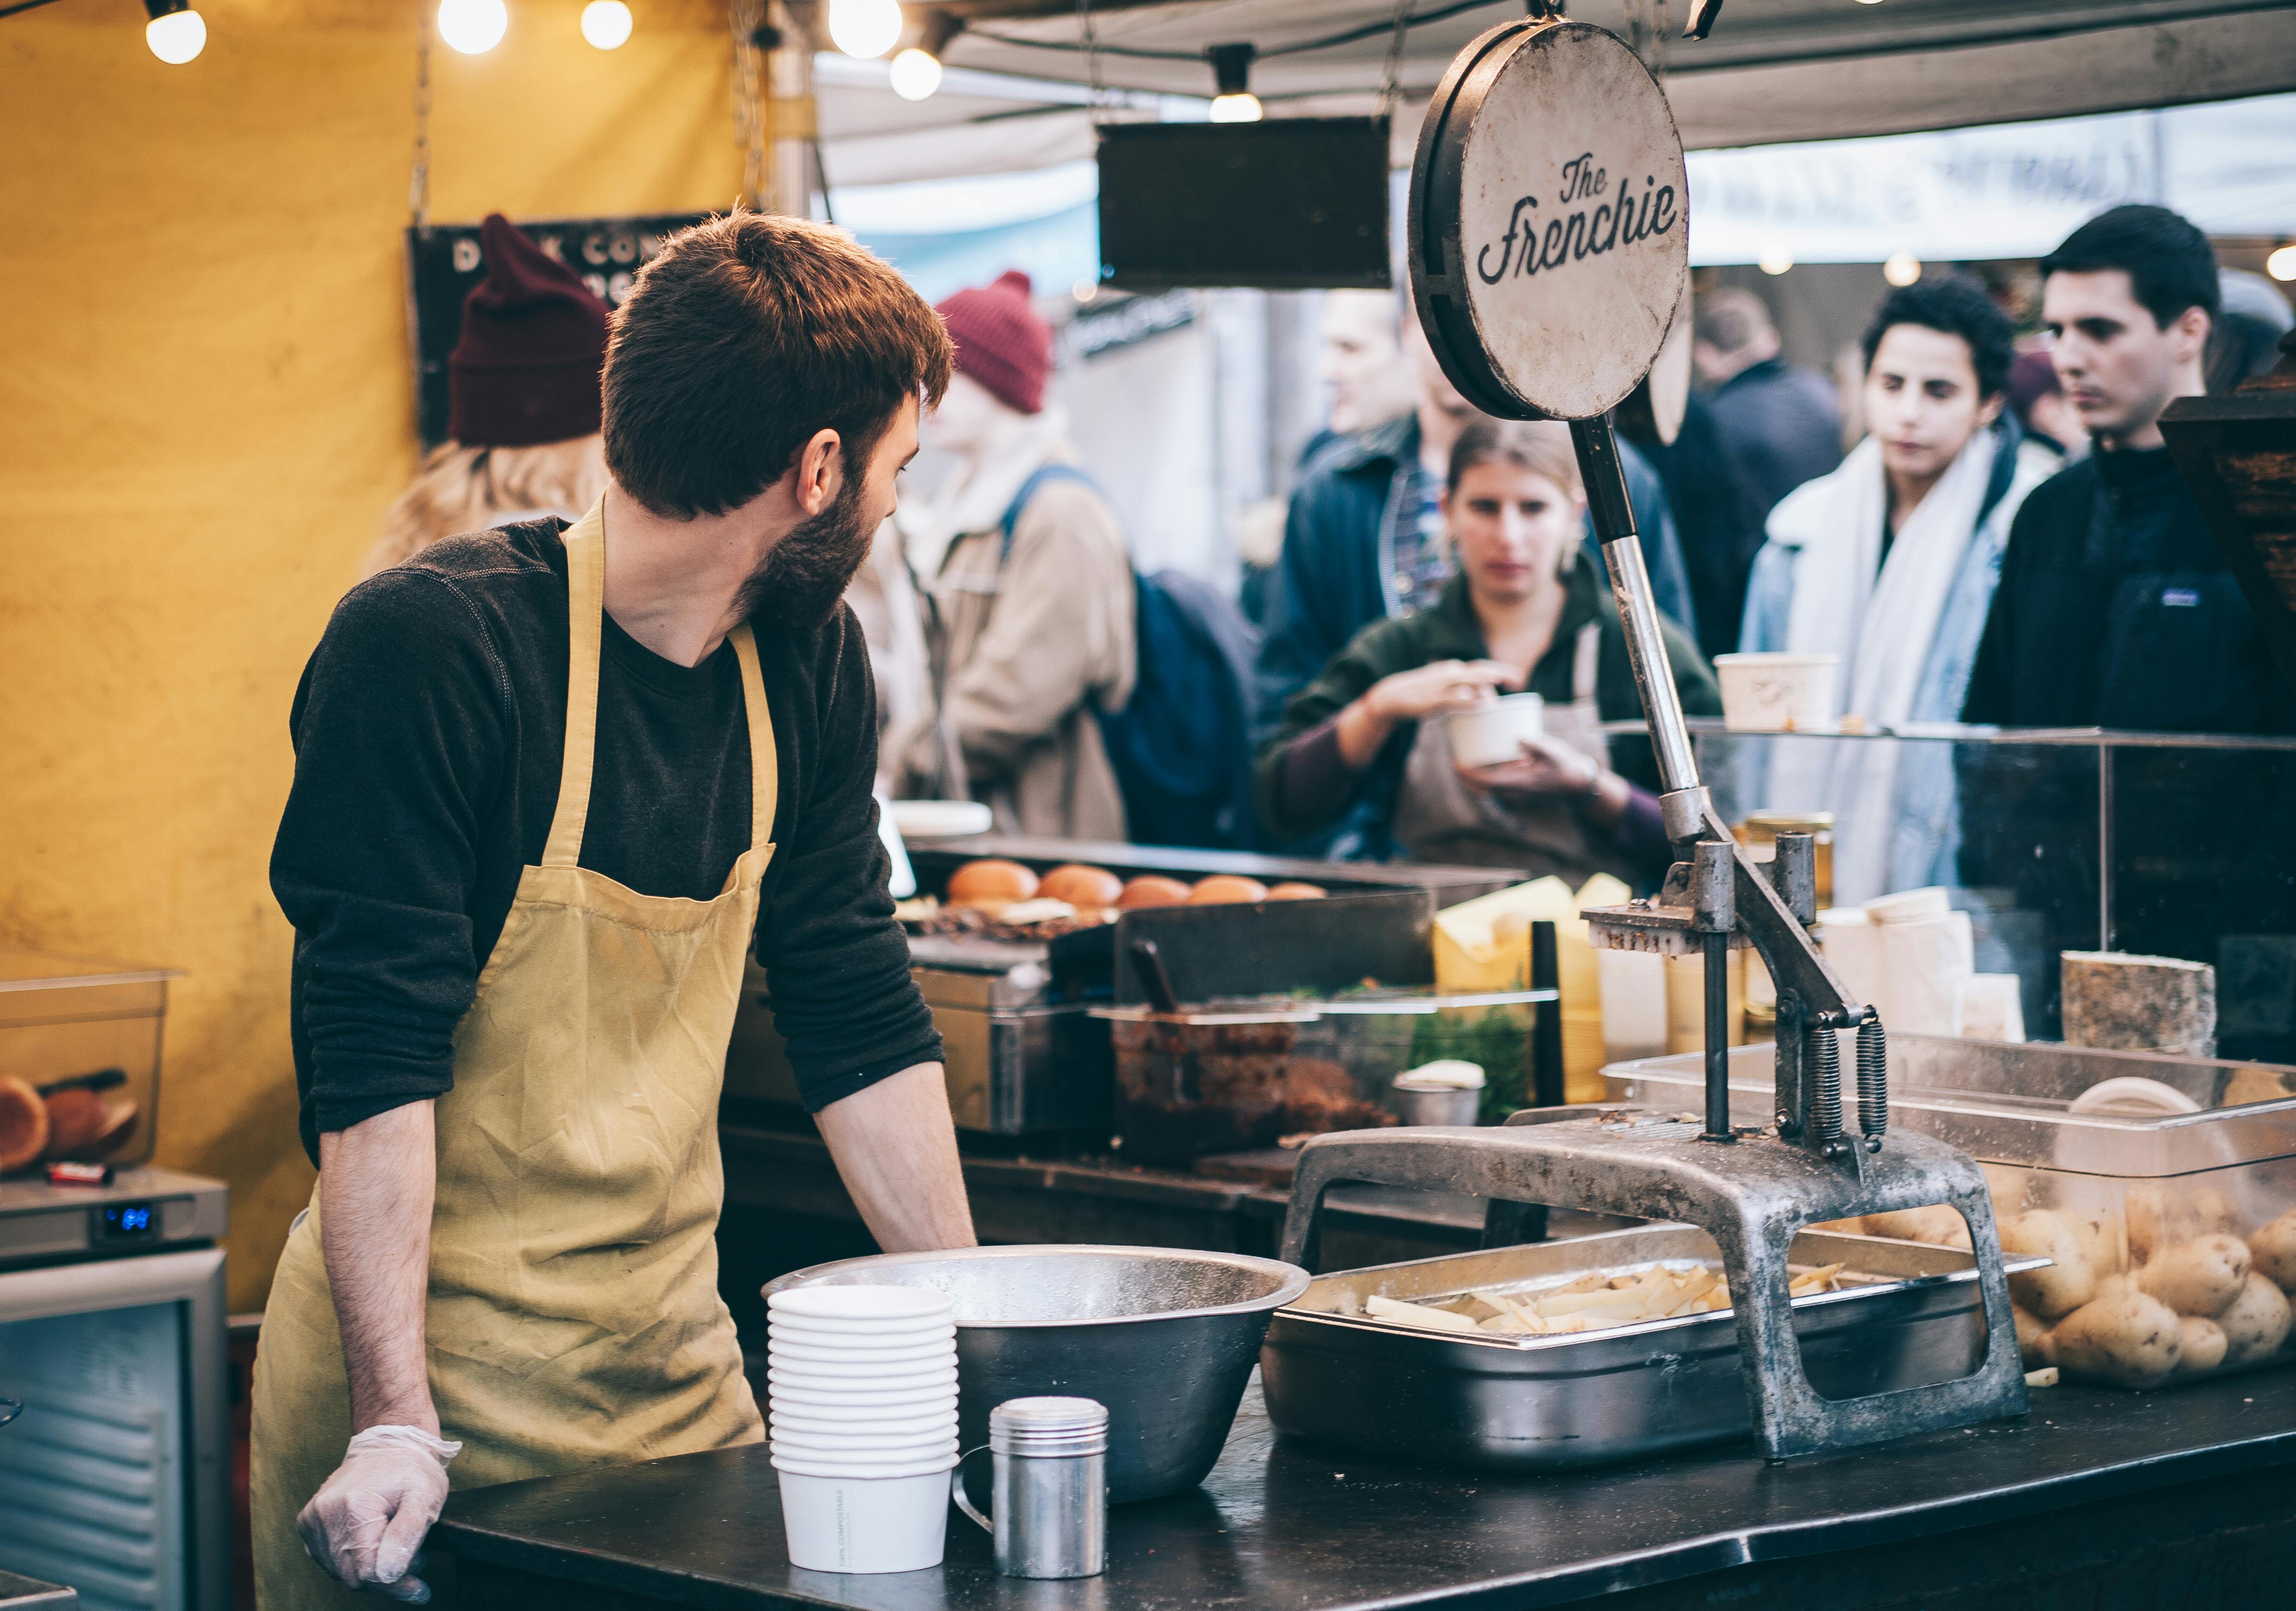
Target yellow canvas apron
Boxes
[250,502,772,1608]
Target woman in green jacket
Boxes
[1253,420,1720,883]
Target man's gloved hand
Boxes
[296,1424,463,1603]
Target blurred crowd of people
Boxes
[377,203,2294,892]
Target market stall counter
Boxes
[429,1369,2296,1609]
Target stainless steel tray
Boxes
[1260,1224,2047,1472]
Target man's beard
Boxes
[735,475,875,632]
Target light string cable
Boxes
[409,5,433,231]
[731,0,771,211]
[1378,0,1414,118]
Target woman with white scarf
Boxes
[1738,275,2056,902]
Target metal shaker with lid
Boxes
[952,1396,1108,1579]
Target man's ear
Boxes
[2174,305,2212,365]
[795,428,843,516]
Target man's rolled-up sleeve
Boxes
[758,612,943,1112]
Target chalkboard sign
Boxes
[406,213,708,448]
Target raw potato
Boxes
[2051,1289,2183,1386]
[2248,1210,2296,1294]
[1999,1210,2097,1320]
[2012,1304,2055,1369]
[2174,1316,2228,1376]
[1862,1206,1971,1250]
[2215,1273,2292,1365]
[2137,1234,2250,1318]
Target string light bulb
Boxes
[828,0,904,60]
[1207,42,1262,124]
[437,0,509,55]
[1883,251,1922,287]
[581,1,633,49]
[888,11,962,102]
[144,0,206,64]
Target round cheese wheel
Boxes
[0,1078,50,1174]
[946,859,1040,908]
[1265,882,1327,901]
[1115,876,1192,910]
[1187,875,1269,906]
[1037,864,1124,909]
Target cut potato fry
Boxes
[1366,1295,1479,1333]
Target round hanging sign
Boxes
[1408,19,1689,422]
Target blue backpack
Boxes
[1000,466,1264,849]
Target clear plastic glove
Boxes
[296,1424,462,1603]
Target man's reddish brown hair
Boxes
[602,212,954,519]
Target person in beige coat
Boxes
[895,272,1135,839]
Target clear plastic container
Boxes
[0,950,178,1173]
[1605,1036,2296,1389]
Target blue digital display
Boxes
[97,1203,159,1242]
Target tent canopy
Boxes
[816,0,2296,183]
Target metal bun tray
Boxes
[1260,1225,2046,1472]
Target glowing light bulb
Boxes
[1883,251,1922,287]
[438,0,509,56]
[1758,245,1794,276]
[828,0,904,60]
[2268,244,2296,284]
[581,1,632,49]
[1209,93,1264,124]
[145,8,206,64]
[889,46,943,100]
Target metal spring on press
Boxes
[1806,1025,1843,1153]
[1856,1019,1888,1152]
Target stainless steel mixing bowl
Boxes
[763,1244,1308,1504]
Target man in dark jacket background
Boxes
[1253,321,1696,737]
[1961,204,2289,734]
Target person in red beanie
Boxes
[363,214,613,576]
[891,269,1137,838]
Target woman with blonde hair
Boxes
[363,214,611,577]
[1254,420,1719,882]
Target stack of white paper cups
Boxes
[767,1285,959,1574]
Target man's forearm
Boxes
[318,1102,439,1435]
[814,1063,977,1253]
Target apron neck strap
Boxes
[730,624,777,846]
[543,501,610,869]
[545,500,782,869]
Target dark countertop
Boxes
[432,1367,2296,1610]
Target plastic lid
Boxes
[990,1396,1108,1457]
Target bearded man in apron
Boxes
[255,214,978,1607]
[1253,420,1720,883]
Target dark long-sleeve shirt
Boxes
[271,520,940,1163]
[1961,445,2292,732]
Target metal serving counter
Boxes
[429,1367,2296,1609]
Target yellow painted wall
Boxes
[0,0,740,1312]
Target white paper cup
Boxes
[766,1361,959,1387]
[768,1285,955,1324]
[768,1338,957,1365]
[772,1437,959,1465]
[765,1311,952,1338]
[1446,692,1545,769]
[767,1386,955,1404]
[1713,653,1838,732]
[778,1467,952,1574]
[769,1407,957,1440]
